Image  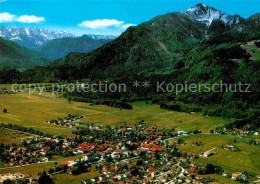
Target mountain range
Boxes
[46,3,258,79]
[0,27,117,67]
[0,27,75,49]
[35,35,115,59]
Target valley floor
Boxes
[0,87,259,183]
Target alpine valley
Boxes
[1,3,259,121]
[0,3,260,183]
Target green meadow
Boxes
[174,134,260,175]
[0,90,231,136]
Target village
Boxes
[1,116,258,184]
[46,114,85,128]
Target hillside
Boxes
[35,35,114,60]
[0,37,48,70]
[43,4,258,80]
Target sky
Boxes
[0,0,259,36]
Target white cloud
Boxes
[0,12,45,23]
[17,15,45,23]
[0,12,16,23]
[0,0,7,3]
[78,19,124,29]
[78,19,136,30]
[122,23,136,29]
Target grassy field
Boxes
[206,174,239,184]
[0,129,33,145]
[242,41,260,61]
[54,165,100,184]
[174,134,260,175]
[0,90,231,136]
[0,162,56,175]
[0,154,100,183]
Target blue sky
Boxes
[0,0,259,35]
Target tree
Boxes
[48,168,54,174]
[3,109,7,113]
[38,170,54,184]
[3,179,14,184]
[205,163,215,174]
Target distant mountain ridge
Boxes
[35,35,115,59]
[0,27,117,60]
[0,27,75,49]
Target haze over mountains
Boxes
[0,27,117,68]
[35,35,115,59]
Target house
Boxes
[42,158,48,162]
[232,172,241,180]
[150,145,164,152]
[201,151,215,158]
[235,129,244,135]
[225,145,235,150]
[178,131,187,135]
[231,172,248,181]
[141,144,151,149]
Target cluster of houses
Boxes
[46,114,84,128]
[214,125,259,136]
[0,138,56,166]
[83,155,218,183]
[222,171,250,182]
[0,172,31,183]
[1,120,257,183]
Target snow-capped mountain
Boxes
[0,27,76,49]
[182,3,243,27]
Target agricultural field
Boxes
[0,89,232,136]
[206,174,239,184]
[173,134,260,175]
[54,166,100,184]
[0,129,33,144]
